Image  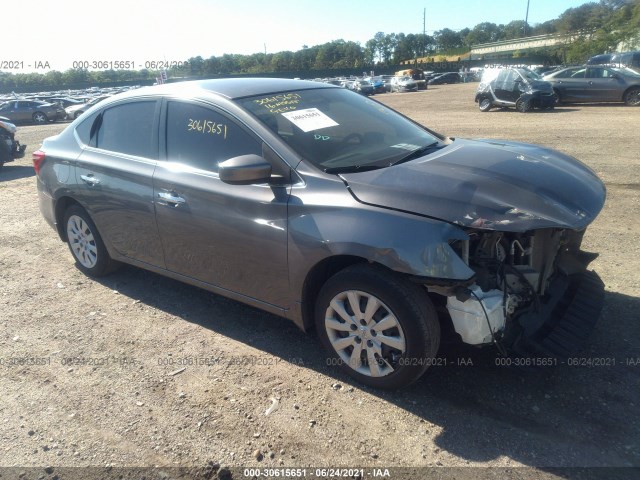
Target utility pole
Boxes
[524,0,530,37]
[423,7,426,60]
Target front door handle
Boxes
[157,191,186,206]
[80,174,100,186]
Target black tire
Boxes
[63,205,120,277]
[478,97,493,112]
[516,98,532,113]
[624,87,640,106]
[32,112,48,124]
[0,138,10,174]
[315,264,440,389]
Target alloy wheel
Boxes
[66,215,98,268]
[324,290,406,378]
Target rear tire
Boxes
[63,205,120,277]
[516,98,532,113]
[315,264,440,389]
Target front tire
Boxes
[32,112,48,124]
[516,98,532,113]
[63,205,119,277]
[315,265,440,389]
[479,97,493,112]
[624,87,640,106]
[0,141,8,174]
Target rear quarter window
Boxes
[74,111,100,147]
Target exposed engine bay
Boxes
[443,228,603,357]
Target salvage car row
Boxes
[475,65,640,112]
[0,85,140,124]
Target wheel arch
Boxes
[54,196,85,241]
[622,85,640,103]
[298,254,457,333]
[300,255,369,331]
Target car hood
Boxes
[341,138,606,232]
[528,79,554,93]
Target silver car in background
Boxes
[389,76,418,92]
[34,79,606,389]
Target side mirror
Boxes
[218,154,272,185]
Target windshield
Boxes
[517,68,542,81]
[615,67,640,78]
[238,87,441,173]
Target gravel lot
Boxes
[1,83,639,480]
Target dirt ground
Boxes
[0,83,639,480]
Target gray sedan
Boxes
[34,79,605,388]
[0,100,65,124]
[543,65,640,105]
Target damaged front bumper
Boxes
[426,227,605,360]
[1,117,27,164]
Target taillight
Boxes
[32,150,46,174]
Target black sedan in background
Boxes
[428,72,461,85]
[543,65,640,105]
[349,80,375,96]
[0,100,65,124]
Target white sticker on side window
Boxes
[281,108,339,132]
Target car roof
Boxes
[111,78,335,102]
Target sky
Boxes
[8,0,593,73]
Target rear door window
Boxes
[95,101,158,159]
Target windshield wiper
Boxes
[389,141,441,166]
[324,164,385,174]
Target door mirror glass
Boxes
[219,154,272,185]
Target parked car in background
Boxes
[611,51,640,71]
[543,65,640,105]
[324,79,345,87]
[588,51,640,71]
[395,68,427,90]
[35,78,605,389]
[377,75,395,92]
[587,53,615,65]
[389,76,417,92]
[0,100,65,124]
[65,95,112,119]
[0,116,27,172]
[428,72,460,85]
[475,67,556,112]
[366,77,386,94]
[349,80,375,96]
[47,97,85,110]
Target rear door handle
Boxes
[80,174,100,186]
[157,191,186,206]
